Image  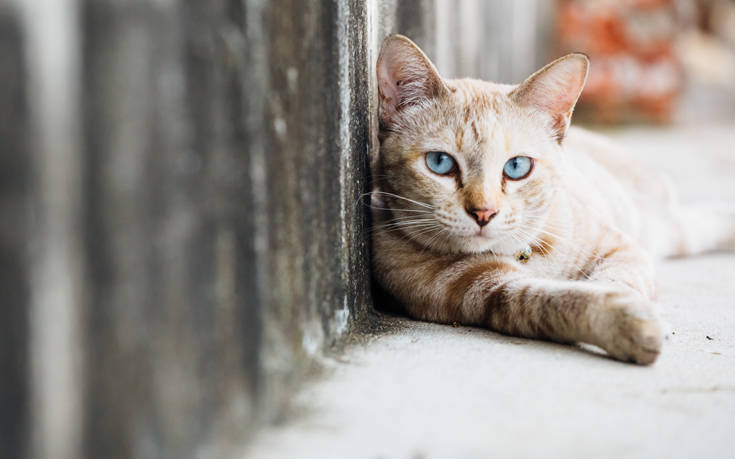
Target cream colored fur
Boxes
[372,35,735,365]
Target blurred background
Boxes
[557,0,735,124]
[425,0,735,125]
[1,1,733,459]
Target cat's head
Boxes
[374,35,588,255]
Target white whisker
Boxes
[370,206,433,213]
[371,191,435,209]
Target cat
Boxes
[371,34,735,365]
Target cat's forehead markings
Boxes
[454,97,475,152]
[490,96,501,113]
[489,120,498,142]
[456,125,465,152]
[463,104,472,123]
[470,121,480,144]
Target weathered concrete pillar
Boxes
[247,0,373,425]
[79,0,374,456]
[0,3,30,458]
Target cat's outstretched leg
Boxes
[374,231,663,364]
[478,278,662,365]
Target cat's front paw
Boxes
[590,291,663,365]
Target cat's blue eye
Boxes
[503,156,534,180]
[425,151,457,175]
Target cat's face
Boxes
[375,35,588,255]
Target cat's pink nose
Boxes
[467,207,498,227]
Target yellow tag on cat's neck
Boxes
[516,247,532,263]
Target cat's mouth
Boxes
[444,225,495,241]
[470,225,497,239]
[458,230,497,245]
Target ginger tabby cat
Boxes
[371,35,735,364]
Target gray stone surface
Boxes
[0,3,29,459]
[79,0,375,457]
[244,125,735,459]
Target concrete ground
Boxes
[245,124,735,459]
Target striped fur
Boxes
[372,35,735,365]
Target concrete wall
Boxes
[0,1,550,458]
[0,3,30,458]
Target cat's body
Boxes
[372,36,735,364]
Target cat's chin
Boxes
[406,229,520,256]
[465,237,517,255]
[436,234,518,256]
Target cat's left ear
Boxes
[510,53,589,142]
[377,34,448,127]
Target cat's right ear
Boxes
[510,53,589,142]
[377,35,447,127]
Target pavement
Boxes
[245,124,735,459]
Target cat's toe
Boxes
[592,292,663,365]
[611,316,662,365]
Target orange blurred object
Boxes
[556,0,684,123]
